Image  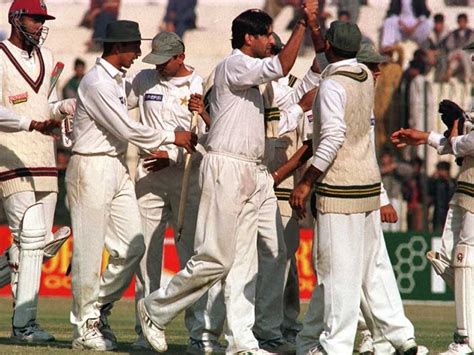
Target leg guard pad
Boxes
[427,250,454,289]
[13,203,46,328]
[453,244,474,349]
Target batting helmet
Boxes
[9,0,55,21]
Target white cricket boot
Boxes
[137,298,168,352]
[359,330,374,354]
[439,342,473,355]
[187,337,226,354]
[72,318,116,351]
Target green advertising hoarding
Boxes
[384,232,453,301]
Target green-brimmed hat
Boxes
[94,20,150,43]
[357,43,388,64]
[326,20,362,53]
[463,41,474,50]
[143,32,185,65]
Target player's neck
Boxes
[8,33,35,55]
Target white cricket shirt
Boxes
[72,58,175,156]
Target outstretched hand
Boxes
[390,128,429,148]
[143,150,170,172]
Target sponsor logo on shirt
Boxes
[8,92,28,105]
[307,113,313,123]
[119,97,125,105]
[144,93,164,102]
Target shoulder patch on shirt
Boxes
[144,93,163,102]
[8,92,28,105]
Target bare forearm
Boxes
[273,140,313,184]
[278,21,306,75]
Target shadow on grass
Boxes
[0,337,71,349]
[119,342,187,354]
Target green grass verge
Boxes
[0,298,455,354]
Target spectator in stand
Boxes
[337,9,373,45]
[425,13,450,82]
[380,147,412,231]
[337,0,360,24]
[380,0,432,52]
[62,58,86,99]
[402,157,427,231]
[85,0,120,52]
[443,13,474,82]
[161,0,197,38]
[428,161,456,233]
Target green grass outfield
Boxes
[0,297,455,354]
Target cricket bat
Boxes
[176,111,200,241]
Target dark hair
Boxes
[103,42,115,56]
[436,161,451,171]
[337,10,351,20]
[433,13,444,23]
[331,45,358,59]
[457,13,468,22]
[74,58,86,67]
[231,9,273,49]
[409,59,426,74]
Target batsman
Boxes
[0,0,75,342]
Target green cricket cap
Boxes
[94,20,150,43]
[357,43,388,64]
[143,32,185,65]
[325,20,362,53]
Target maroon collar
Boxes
[0,43,45,93]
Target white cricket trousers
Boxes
[253,179,287,341]
[143,152,271,353]
[297,210,414,355]
[134,161,225,341]
[3,191,57,325]
[66,154,145,334]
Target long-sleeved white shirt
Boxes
[127,66,205,164]
[428,130,474,157]
[0,106,31,132]
[311,58,360,172]
[72,58,175,156]
[275,68,321,135]
[207,49,284,160]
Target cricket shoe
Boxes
[258,337,296,354]
[131,333,153,350]
[186,337,226,354]
[397,339,429,355]
[305,344,327,355]
[359,330,374,354]
[72,318,116,351]
[137,298,167,352]
[11,320,55,342]
[282,328,300,345]
[99,302,117,344]
[439,342,473,354]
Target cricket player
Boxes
[0,0,76,342]
[67,20,197,351]
[391,40,474,355]
[290,22,425,354]
[126,31,223,353]
[137,5,318,353]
